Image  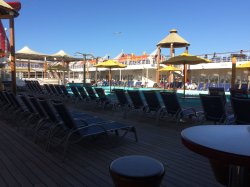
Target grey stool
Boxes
[109,155,165,187]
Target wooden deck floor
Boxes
[0,105,224,187]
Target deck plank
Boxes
[0,105,225,187]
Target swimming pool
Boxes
[66,84,231,108]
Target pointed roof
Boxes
[16,46,47,60]
[157,29,190,48]
[114,51,124,60]
[50,50,79,62]
[17,46,45,55]
[51,50,73,57]
[101,54,109,61]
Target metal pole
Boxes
[95,57,99,84]
[75,52,94,84]
[83,54,86,84]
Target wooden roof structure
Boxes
[157,29,190,48]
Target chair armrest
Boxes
[180,107,197,116]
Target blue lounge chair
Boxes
[208,87,227,106]
[224,83,230,92]
[231,97,250,124]
[204,83,211,91]
[240,83,248,91]
[199,94,233,124]
[113,89,131,118]
[142,90,165,123]
[197,82,204,91]
[94,87,112,108]
[160,91,198,125]
[84,86,98,101]
[127,90,146,116]
[51,101,138,161]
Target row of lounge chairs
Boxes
[113,89,199,125]
[112,87,250,125]
[197,82,250,92]
[24,80,113,109]
[0,90,138,161]
[197,82,231,91]
[100,80,143,87]
[24,80,250,125]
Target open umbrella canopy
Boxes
[158,65,181,72]
[236,61,250,68]
[161,53,211,98]
[94,60,126,92]
[16,46,47,60]
[161,52,211,65]
[94,59,127,68]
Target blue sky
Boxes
[3,0,250,58]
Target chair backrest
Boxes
[94,88,107,100]
[48,84,58,95]
[199,94,226,123]
[37,98,58,123]
[240,83,248,91]
[28,96,47,118]
[231,97,250,124]
[142,91,161,111]
[113,89,129,106]
[127,90,144,109]
[135,81,142,87]
[224,83,230,92]
[127,81,134,87]
[44,84,52,94]
[84,86,97,100]
[204,83,211,91]
[218,83,225,89]
[19,94,36,113]
[54,85,63,95]
[197,82,204,90]
[52,101,76,129]
[76,86,88,99]
[160,91,181,115]
[230,88,248,99]
[208,87,226,105]
[70,86,81,98]
[3,91,15,106]
[0,91,7,104]
[59,85,70,96]
[7,92,22,108]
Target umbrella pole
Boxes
[109,68,111,93]
[231,57,236,89]
[183,64,186,98]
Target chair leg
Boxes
[132,127,138,142]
